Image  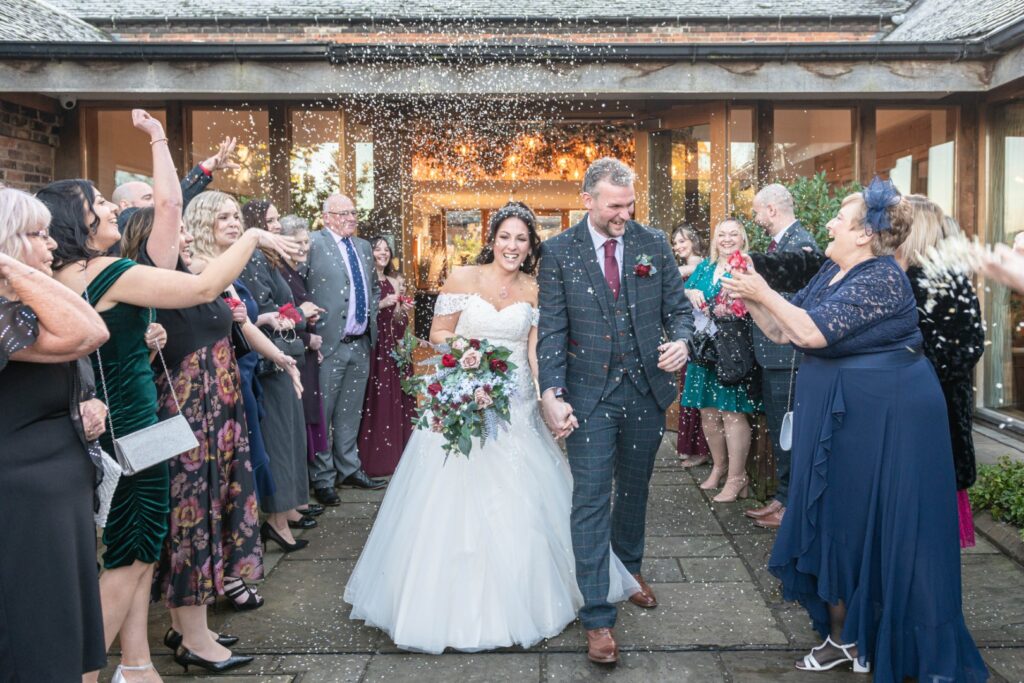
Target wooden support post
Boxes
[956,103,980,238]
[857,105,877,185]
[755,101,774,189]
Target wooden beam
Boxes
[755,101,774,188]
[267,104,291,212]
[956,103,980,238]
[709,102,728,228]
[163,101,187,175]
[856,105,877,185]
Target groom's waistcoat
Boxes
[604,281,650,400]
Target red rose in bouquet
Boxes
[441,353,457,368]
[727,250,748,273]
[427,382,443,396]
[468,338,481,350]
[489,358,508,373]
[278,302,302,323]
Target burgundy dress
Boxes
[677,269,711,460]
[358,278,416,476]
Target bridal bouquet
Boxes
[404,335,518,458]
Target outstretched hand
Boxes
[201,137,240,172]
[254,230,301,262]
[721,268,771,303]
[132,109,165,141]
[978,243,1024,294]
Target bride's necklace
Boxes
[488,266,519,301]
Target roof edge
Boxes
[0,39,1000,62]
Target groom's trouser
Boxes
[565,377,665,629]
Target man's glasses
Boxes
[325,210,358,219]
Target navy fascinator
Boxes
[862,176,902,233]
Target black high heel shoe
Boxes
[297,503,325,517]
[223,577,264,611]
[163,628,239,651]
[288,515,317,530]
[174,646,253,673]
[260,521,309,553]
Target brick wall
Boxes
[0,99,60,192]
[94,19,883,44]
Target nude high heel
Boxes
[699,467,726,490]
[713,476,750,502]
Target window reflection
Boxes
[85,108,167,197]
[876,109,956,215]
[190,108,270,199]
[772,109,854,185]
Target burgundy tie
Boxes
[603,239,620,300]
[767,240,778,253]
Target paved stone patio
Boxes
[101,435,1024,682]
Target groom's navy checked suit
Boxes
[538,219,694,629]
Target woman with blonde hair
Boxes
[192,192,312,554]
[0,188,110,681]
[897,195,984,548]
[681,218,761,502]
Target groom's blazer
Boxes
[537,218,695,421]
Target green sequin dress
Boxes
[87,259,170,569]
[680,258,761,414]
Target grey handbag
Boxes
[91,312,199,476]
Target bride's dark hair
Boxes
[476,201,542,275]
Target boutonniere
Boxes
[634,254,657,278]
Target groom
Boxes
[537,158,695,665]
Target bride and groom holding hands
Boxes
[344,157,695,664]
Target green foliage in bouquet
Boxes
[404,335,519,459]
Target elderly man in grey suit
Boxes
[744,184,820,529]
[537,158,695,665]
[304,193,385,506]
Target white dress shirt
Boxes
[329,229,369,336]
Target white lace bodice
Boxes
[434,293,538,399]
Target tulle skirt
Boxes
[344,399,637,654]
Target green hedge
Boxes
[971,456,1024,541]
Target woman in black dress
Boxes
[0,189,110,681]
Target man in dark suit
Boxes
[537,158,694,665]
[744,184,820,529]
[303,193,385,506]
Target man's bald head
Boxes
[112,181,155,210]
[322,193,357,238]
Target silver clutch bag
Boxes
[94,448,122,528]
[91,309,198,477]
[112,412,198,476]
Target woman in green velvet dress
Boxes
[681,218,762,504]
[40,118,297,682]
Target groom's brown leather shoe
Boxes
[629,573,658,608]
[585,628,619,665]
[745,499,782,520]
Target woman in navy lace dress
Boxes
[723,179,987,683]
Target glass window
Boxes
[876,109,956,215]
[189,108,270,199]
[290,109,341,222]
[649,125,712,237]
[728,107,756,222]
[772,109,854,185]
[85,108,167,198]
[445,209,483,269]
[985,102,1024,417]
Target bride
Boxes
[344,202,638,654]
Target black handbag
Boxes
[691,330,718,368]
[713,317,756,386]
[256,329,306,377]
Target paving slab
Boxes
[220,559,380,653]
[269,654,371,682]
[645,486,723,537]
[289,520,373,561]
[540,584,787,650]
[961,555,1024,645]
[679,557,751,583]
[645,535,736,558]
[641,557,686,583]
[544,651,724,681]
[363,653,540,682]
[982,648,1024,683]
[720,651,867,682]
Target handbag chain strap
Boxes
[85,289,184,442]
[785,350,797,412]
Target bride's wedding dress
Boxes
[344,293,638,654]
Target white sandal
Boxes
[795,636,871,673]
[112,662,154,683]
